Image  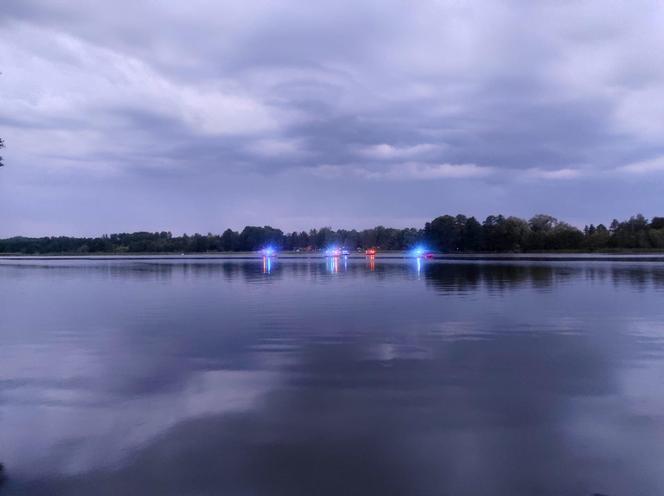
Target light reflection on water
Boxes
[262,255,273,274]
[326,256,340,274]
[1,259,664,495]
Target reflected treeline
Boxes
[424,262,664,294]
[424,263,569,293]
[3,260,664,292]
[0,259,409,285]
[609,265,664,291]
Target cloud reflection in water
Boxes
[1,259,664,495]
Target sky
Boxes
[1,0,663,236]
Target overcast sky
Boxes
[1,0,663,236]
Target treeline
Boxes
[0,226,422,254]
[425,214,664,252]
[1,214,663,254]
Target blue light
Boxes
[410,245,427,258]
[261,246,276,257]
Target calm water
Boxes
[1,258,664,496]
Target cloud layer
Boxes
[1,0,663,235]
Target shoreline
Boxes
[2,252,664,262]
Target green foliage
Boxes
[0,214,662,254]
[651,217,664,230]
[0,226,424,254]
[426,213,660,252]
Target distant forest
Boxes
[1,214,664,254]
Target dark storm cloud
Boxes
[1,0,664,234]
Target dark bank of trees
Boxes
[424,214,664,252]
[0,137,5,167]
[1,214,663,254]
[0,226,423,255]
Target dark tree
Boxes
[0,137,4,167]
[425,215,462,251]
[583,224,610,250]
[461,217,483,251]
[238,226,284,251]
[221,229,240,251]
[481,215,530,252]
[650,217,664,230]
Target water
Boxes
[1,258,664,495]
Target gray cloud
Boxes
[1,0,663,235]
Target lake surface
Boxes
[1,258,664,495]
